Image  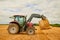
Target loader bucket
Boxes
[39,18,51,30]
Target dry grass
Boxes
[0,25,60,40]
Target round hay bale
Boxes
[39,19,51,30]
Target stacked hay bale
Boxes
[39,15,51,30]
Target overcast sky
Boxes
[0,0,60,24]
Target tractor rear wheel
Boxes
[8,23,20,34]
[26,27,35,35]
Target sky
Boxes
[0,0,60,24]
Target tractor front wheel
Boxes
[26,27,35,35]
[8,23,20,34]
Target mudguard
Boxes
[10,21,20,27]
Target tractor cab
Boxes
[11,15,26,27]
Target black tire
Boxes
[26,27,35,35]
[8,23,20,34]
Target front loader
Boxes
[8,14,46,35]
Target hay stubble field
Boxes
[0,25,60,40]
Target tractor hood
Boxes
[27,22,33,27]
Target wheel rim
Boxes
[28,29,34,34]
[9,26,17,33]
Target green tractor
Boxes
[8,14,46,35]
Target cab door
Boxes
[15,16,26,27]
[18,17,26,27]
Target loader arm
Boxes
[27,14,46,22]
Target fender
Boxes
[10,21,20,27]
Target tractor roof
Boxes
[14,15,26,17]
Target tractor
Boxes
[8,14,46,35]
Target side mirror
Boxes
[9,17,12,18]
[9,16,15,19]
